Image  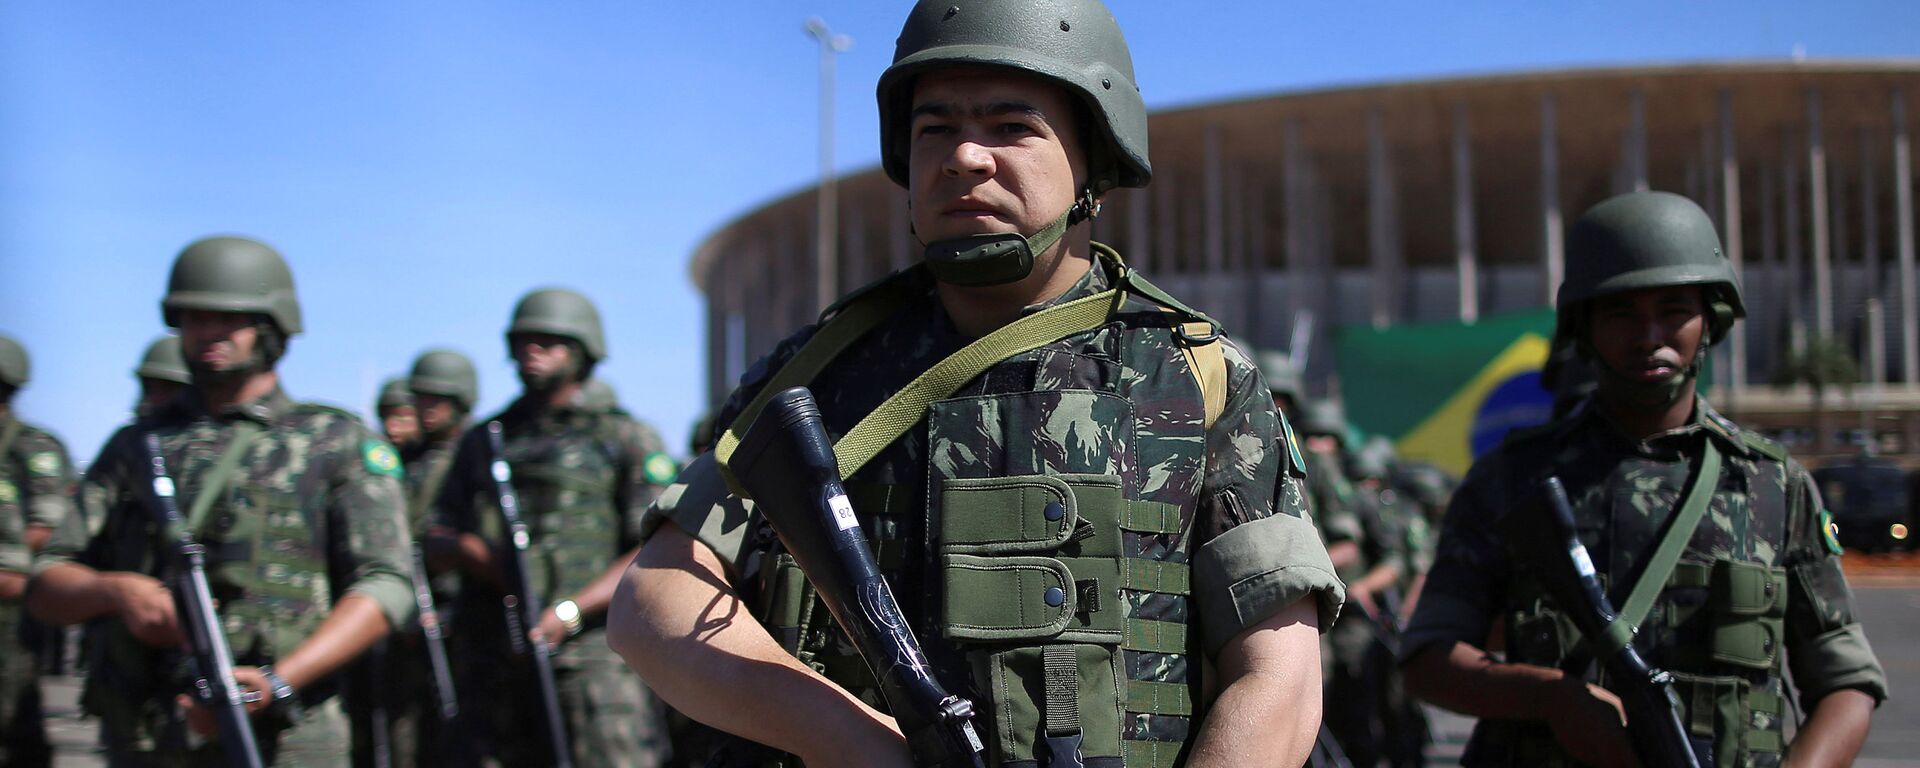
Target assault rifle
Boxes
[409,543,460,723]
[1520,477,1709,768]
[140,433,266,768]
[484,421,573,768]
[729,387,988,768]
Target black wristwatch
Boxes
[256,665,303,722]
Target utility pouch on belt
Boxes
[940,473,1132,767]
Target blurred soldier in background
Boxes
[134,335,192,419]
[1,333,78,768]
[378,378,421,454]
[1300,399,1402,767]
[1403,192,1886,766]
[1349,436,1429,767]
[28,235,415,766]
[428,288,674,768]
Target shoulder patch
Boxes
[0,480,16,504]
[642,451,679,485]
[1278,414,1308,479]
[1819,508,1844,556]
[363,440,404,478]
[27,451,62,477]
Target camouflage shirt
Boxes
[649,254,1341,761]
[34,386,415,753]
[402,433,462,537]
[436,394,674,664]
[0,413,76,578]
[1403,395,1887,766]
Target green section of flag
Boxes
[1335,308,1557,439]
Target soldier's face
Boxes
[137,378,185,416]
[906,68,1087,245]
[1586,285,1708,391]
[178,309,260,374]
[415,393,459,435]
[381,404,420,447]
[511,332,579,389]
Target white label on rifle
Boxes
[964,723,984,752]
[829,494,859,531]
[1570,546,1596,579]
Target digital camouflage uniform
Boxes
[1402,396,1888,766]
[647,256,1343,766]
[436,391,677,768]
[35,387,416,767]
[1,411,77,767]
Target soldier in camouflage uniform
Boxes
[1,333,78,768]
[608,3,1341,766]
[428,289,675,768]
[1298,401,1402,767]
[136,335,192,419]
[1348,437,1429,767]
[27,236,417,767]
[378,378,422,454]
[1403,192,1886,767]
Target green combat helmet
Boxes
[1298,398,1349,441]
[1349,435,1397,480]
[135,336,191,385]
[0,333,29,389]
[377,378,415,411]
[409,348,479,411]
[1559,191,1744,344]
[877,0,1150,286]
[507,288,606,361]
[161,235,303,335]
[1256,350,1304,406]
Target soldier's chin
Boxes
[188,359,258,387]
[519,369,567,393]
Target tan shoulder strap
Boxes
[1172,319,1227,431]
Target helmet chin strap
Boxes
[1594,348,1706,413]
[921,192,1095,287]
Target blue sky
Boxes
[3,1,1916,461]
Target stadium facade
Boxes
[691,62,1920,458]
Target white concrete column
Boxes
[1284,118,1311,324]
[1785,128,1805,325]
[1720,90,1747,391]
[1808,88,1835,337]
[1204,123,1226,277]
[1368,107,1401,328]
[1619,88,1649,194]
[1453,102,1479,322]
[1154,163,1177,275]
[1541,93,1564,304]
[1862,126,1881,290]
[1894,89,1918,384]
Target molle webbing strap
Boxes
[1125,680,1193,716]
[1616,440,1723,636]
[1124,618,1187,654]
[1042,645,1081,738]
[1122,739,1183,768]
[828,286,1124,481]
[183,421,262,535]
[1118,501,1183,534]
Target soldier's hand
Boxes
[1347,583,1379,622]
[530,607,567,650]
[110,572,184,648]
[1546,677,1640,768]
[176,666,272,736]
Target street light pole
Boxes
[806,18,852,315]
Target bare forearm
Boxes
[25,563,122,625]
[272,594,391,690]
[1327,540,1360,571]
[1785,689,1874,768]
[1351,563,1401,596]
[24,524,51,553]
[567,544,641,619]
[0,570,25,602]
[1403,641,1566,720]
[1186,599,1322,768]
[608,525,906,765]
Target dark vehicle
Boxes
[1813,454,1914,553]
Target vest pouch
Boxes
[972,643,1126,768]
[757,552,812,655]
[1668,671,1784,766]
[1708,561,1787,671]
[211,485,314,662]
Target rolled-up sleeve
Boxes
[1192,512,1343,654]
[1781,464,1887,705]
[334,434,418,630]
[636,453,757,575]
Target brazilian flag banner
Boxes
[1335,308,1558,477]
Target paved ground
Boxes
[28,559,1920,766]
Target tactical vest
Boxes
[740,252,1224,768]
[493,410,626,601]
[1481,431,1795,768]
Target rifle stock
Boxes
[1527,476,1710,768]
[409,543,460,723]
[485,421,573,768]
[730,387,987,768]
[141,433,266,768]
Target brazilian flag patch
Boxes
[1279,415,1308,479]
[1820,508,1844,556]
[642,452,679,485]
[363,441,404,479]
[27,452,61,477]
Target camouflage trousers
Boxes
[452,628,670,768]
[347,635,451,768]
[1323,618,1383,768]
[102,699,348,768]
